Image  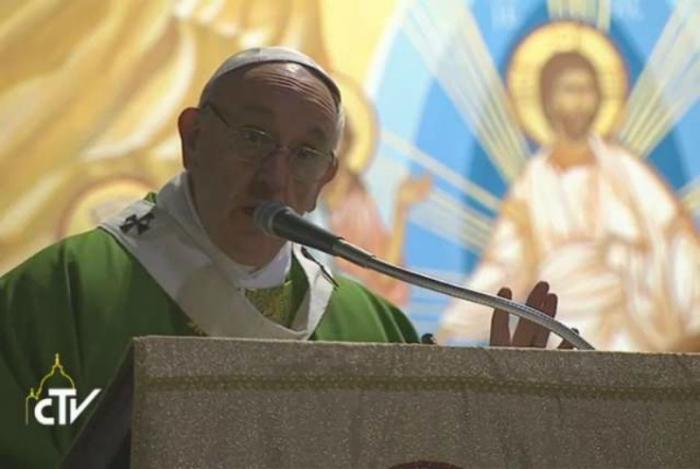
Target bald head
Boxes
[198,47,344,146]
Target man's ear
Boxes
[306,159,339,212]
[178,107,200,169]
[320,157,339,185]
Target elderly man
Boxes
[0,47,558,467]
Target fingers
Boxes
[512,281,550,346]
[531,293,557,347]
[526,281,549,306]
[558,340,575,350]
[489,281,573,350]
[557,327,577,350]
[490,287,512,346]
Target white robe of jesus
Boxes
[438,136,700,351]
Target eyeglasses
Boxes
[203,102,336,182]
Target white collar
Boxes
[156,171,292,289]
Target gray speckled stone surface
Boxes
[129,337,700,469]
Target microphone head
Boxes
[252,200,341,254]
[253,200,289,237]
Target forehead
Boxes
[554,66,596,84]
[206,63,338,137]
[207,63,336,108]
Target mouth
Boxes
[237,200,288,224]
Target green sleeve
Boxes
[0,230,194,468]
[313,276,420,344]
[0,240,90,467]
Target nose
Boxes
[255,145,292,199]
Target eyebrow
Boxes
[307,126,330,146]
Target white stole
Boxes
[99,200,334,340]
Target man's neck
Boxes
[222,243,284,272]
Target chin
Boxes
[568,132,590,141]
[241,230,284,250]
[562,125,592,141]
[572,120,595,137]
[218,233,284,266]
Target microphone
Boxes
[254,201,339,254]
[253,201,377,267]
[253,201,594,350]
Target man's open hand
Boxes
[489,281,574,349]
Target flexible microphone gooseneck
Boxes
[254,201,595,350]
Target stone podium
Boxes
[65,337,700,468]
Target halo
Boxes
[332,72,378,174]
[506,21,628,146]
[58,177,155,237]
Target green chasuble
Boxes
[0,228,418,468]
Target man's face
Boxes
[180,63,339,266]
[545,67,600,141]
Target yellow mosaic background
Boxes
[0,0,396,273]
